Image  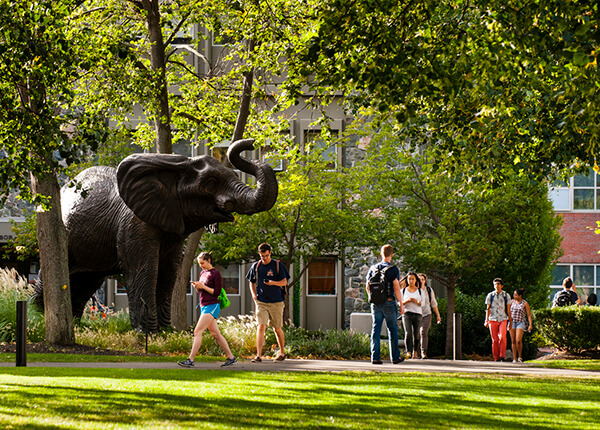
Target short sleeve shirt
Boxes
[198,269,222,307]
[246,259,290,303]
[485,290,510,321]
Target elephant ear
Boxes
[116,153,190,234]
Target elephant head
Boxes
[116,138,278,235]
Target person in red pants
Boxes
[484,278,512,362]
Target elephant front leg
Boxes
[125,266,160,333]
[156,244,185,329]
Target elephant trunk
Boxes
[227,139,278,214]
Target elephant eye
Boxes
[201,177,219,194]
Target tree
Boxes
[72,0,318,329]
[288,0,600,180]
[0,0,106,344]
[202,132,380,323]
[354,124,563,356]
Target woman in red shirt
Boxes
[178,252,236,368]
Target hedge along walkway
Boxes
[3,358,599,378]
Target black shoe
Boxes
[177,358,194,368]
[221,356,237,367]
[393,357,405,364]
[371,360,383,365]
[251,356,262,363]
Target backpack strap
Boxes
[256,259,280,274]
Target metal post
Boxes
[140,298,149,354]
[16,301,27,367]
[453,313,462,361]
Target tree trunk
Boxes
[142,0,172,154]
[444,285,456,357]
[31,172,74,345]
[172,39,255,329]
[171,229,203,330]
[231,39,255,142]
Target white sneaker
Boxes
[512,360,517,363]
[517,358,523,363]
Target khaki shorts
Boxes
[256,301,285,328]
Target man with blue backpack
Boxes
[365,244,405,365]
[484,278,512,362]
[246,243,290,363]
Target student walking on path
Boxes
[401,272,423,359]
[178,252,237,368]
[246,243,290,362]
[418,273,441,359]
[508,288,533,363]
[484,278,512,362]
[366,244,405,365]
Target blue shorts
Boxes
[512,321,527,330]
[200,303,220,319]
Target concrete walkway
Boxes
[3,358,598,378]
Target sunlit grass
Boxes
[0,368,598,429]
[530,359,600,371]
[0,353,201,363]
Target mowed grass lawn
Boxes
[0,367,599,430]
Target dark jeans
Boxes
[370,300,401,362]
[402,311,422,356]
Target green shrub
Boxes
[77,309,132,334]
[284,327,370,359]
[534,306,600,353]
[75,326,141,351]
[427,291,539,360]
[146,330,193,355]
[0,268,45,342]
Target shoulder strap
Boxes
[257,259,280,275]
[427,286,432,302]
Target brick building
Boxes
[550,168,600,304]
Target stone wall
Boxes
[343,247,379,328]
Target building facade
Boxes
[549,168,600,305]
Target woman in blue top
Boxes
[178,252,236,368]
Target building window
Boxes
[210,141,234,169]
[304,130,337,169]
[116,279,126,294]
[215,264,240,295]
[549,169,600,211]
[259,145,284,171]
[551,264,598,305]
[307,258,336,296]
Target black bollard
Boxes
[453,312,462,360]
[140,297,149,354]
[16,301,27,367]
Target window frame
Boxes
[551,263,598,305]
[550,168,600,212]
[306,257,337,297]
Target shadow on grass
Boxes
[0,370,599,429]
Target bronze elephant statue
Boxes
[36,139,277,331]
